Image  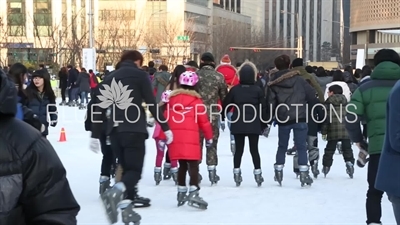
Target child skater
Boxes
[153,90,179,185]
[159,71,213,209]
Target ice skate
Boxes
[298,165,313,187]
[311,161,320,179]
[208,166,220,185]
[101,182,125,224]
[99,176,111,195]
[68,101,75,107]
[177,186,188,207]
[198,173,202,184]
[78,103,85,110]
[293,153,299,178]
[345,161,354,179]
[154,167,162,185]
[187,186,208,209]
[118,200,141,225]
[274,164,284,186]
[59,101,67,106]
[171,167,178,185]
[132,186,151,208]
[163,163,172,180]
[287,146,296,155]
[254,169,264,187]
[233,168,242,187]
[230,140,235,156]
[337,142,342,154]
[322,166,330,178]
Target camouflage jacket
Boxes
[197,65,228,120]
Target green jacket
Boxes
[292,66,324,102]
[348,61,400,155]
[152,71,171,103]
[321,94,349,141]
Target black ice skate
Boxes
[59,101,67,106]
[322,166,330,178]
[154,167,162,185]
[132,186,151,208]
[68,101,76,107]
[118,200,141,225]
[171,167,178,185]
[230,141,235,156]
[337,142,342,154]
[187,186,208,209]
[163,163,172,180]
[99,176,111,195]
[298,165,313,187]
[177,186,188,207]
[254,169,264,187]
[101,182,125,224]
[207,166,220,185]
[78,103,86,110]
[311,161,320,179]
[274,164,284,186]
[293,153,299,178]
[233,168,242,187]
[287,146,296,155]
[345,161,354,179]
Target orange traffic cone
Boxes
[59,128,66,142]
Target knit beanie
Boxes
[220,54,231,65]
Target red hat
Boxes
[220,54,231,65]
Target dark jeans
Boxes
[233,134,261,169]
[366,154,384,224]
[276,123,308,166]
[322,139,354,167]
[388,194,400,225]
[99,134,116,177]
[68,87,79,102]
[80,91,88,104]
[110,131,146,200]
[178,160,199,187]
[61,87,67,101]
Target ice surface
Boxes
[48,104,396,225]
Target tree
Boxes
[321,41,332,61]
[0,17,7,66]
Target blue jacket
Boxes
[358,76,371,86]
[375,80,400,197]
[26,92,57,136]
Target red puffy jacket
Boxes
[159,89,213,161]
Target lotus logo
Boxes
[97,78,134,110]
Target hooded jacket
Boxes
[313,74,332,93]
[324,81,352,101]
[152,71,171,103]
[222,61,268,134]
[0,72,80,225]
[321,94,349,141]
[267,69,318,125]
[291,66,324,102]
[343,71,358,93]
[76,72,91,93]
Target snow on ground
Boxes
[47,103,396,225]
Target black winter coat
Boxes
[77,72,91,92]
[0,72,80,225]
[59,71,68,89]
[267,69,318,125]
[222,61,268,134]
[67,68,79,88]
[90,60,169,138]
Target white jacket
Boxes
[324,81,352,101]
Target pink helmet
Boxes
[161,90,172,103]
[179,71,199,87]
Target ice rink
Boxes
[47,104,396,225]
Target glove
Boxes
[157,140,166,151]
[205,139,213,147]
[273,120,277,127]
[164,130,173,144]
[322,134,327,141]
[262,125,271,138]
[89,138,100,153]
[220,122,225,132]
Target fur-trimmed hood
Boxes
[267,69,300,88]
[170,88,201,98]
[184,65,198,72]
[237,60,258,84]
[168,88,202,109]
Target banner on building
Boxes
[82,48,96,71]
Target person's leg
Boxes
[177,160,188,187]
[292,123,308,166]
[248,134,261,169]
[61,87,66,102]
[84,91,89,104]
[388,194,400,224]
[366,154,384,224]
[233,134,245,168]
[154,139,164,168]
[188,160,200,188]
[275,125,292,165]
[341,139,355,164]
[227,112,234,142]
[206,117,220,183]
[80,92,85,105]
[100,134,114,177]
[322,141,338,167]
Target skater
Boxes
[67,65,79,106]
[91,50,173,225]
[153,90,178,185]
[76,68,90,109]
[346,49,400,225]
[266,54,318,187]
[197,52,228,185]
[59,66,68,105]
[321,85,355,178]
[222,60,267,187]
[25,69,58,138]
[0,70,80,224]
[216,54,239,155]
[158,70,213,209]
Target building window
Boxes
[184,12,209,25]
[186,0,208,7]
[33,0,52,37]
[99,10,135,21]
[237,0,240,13]
[7,0,26,36]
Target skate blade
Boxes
[133,202,151,208]
[187,201,208,210]
[100,192,119,224]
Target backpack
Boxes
[227,76,237,91]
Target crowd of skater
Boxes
[1,48,400,225]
